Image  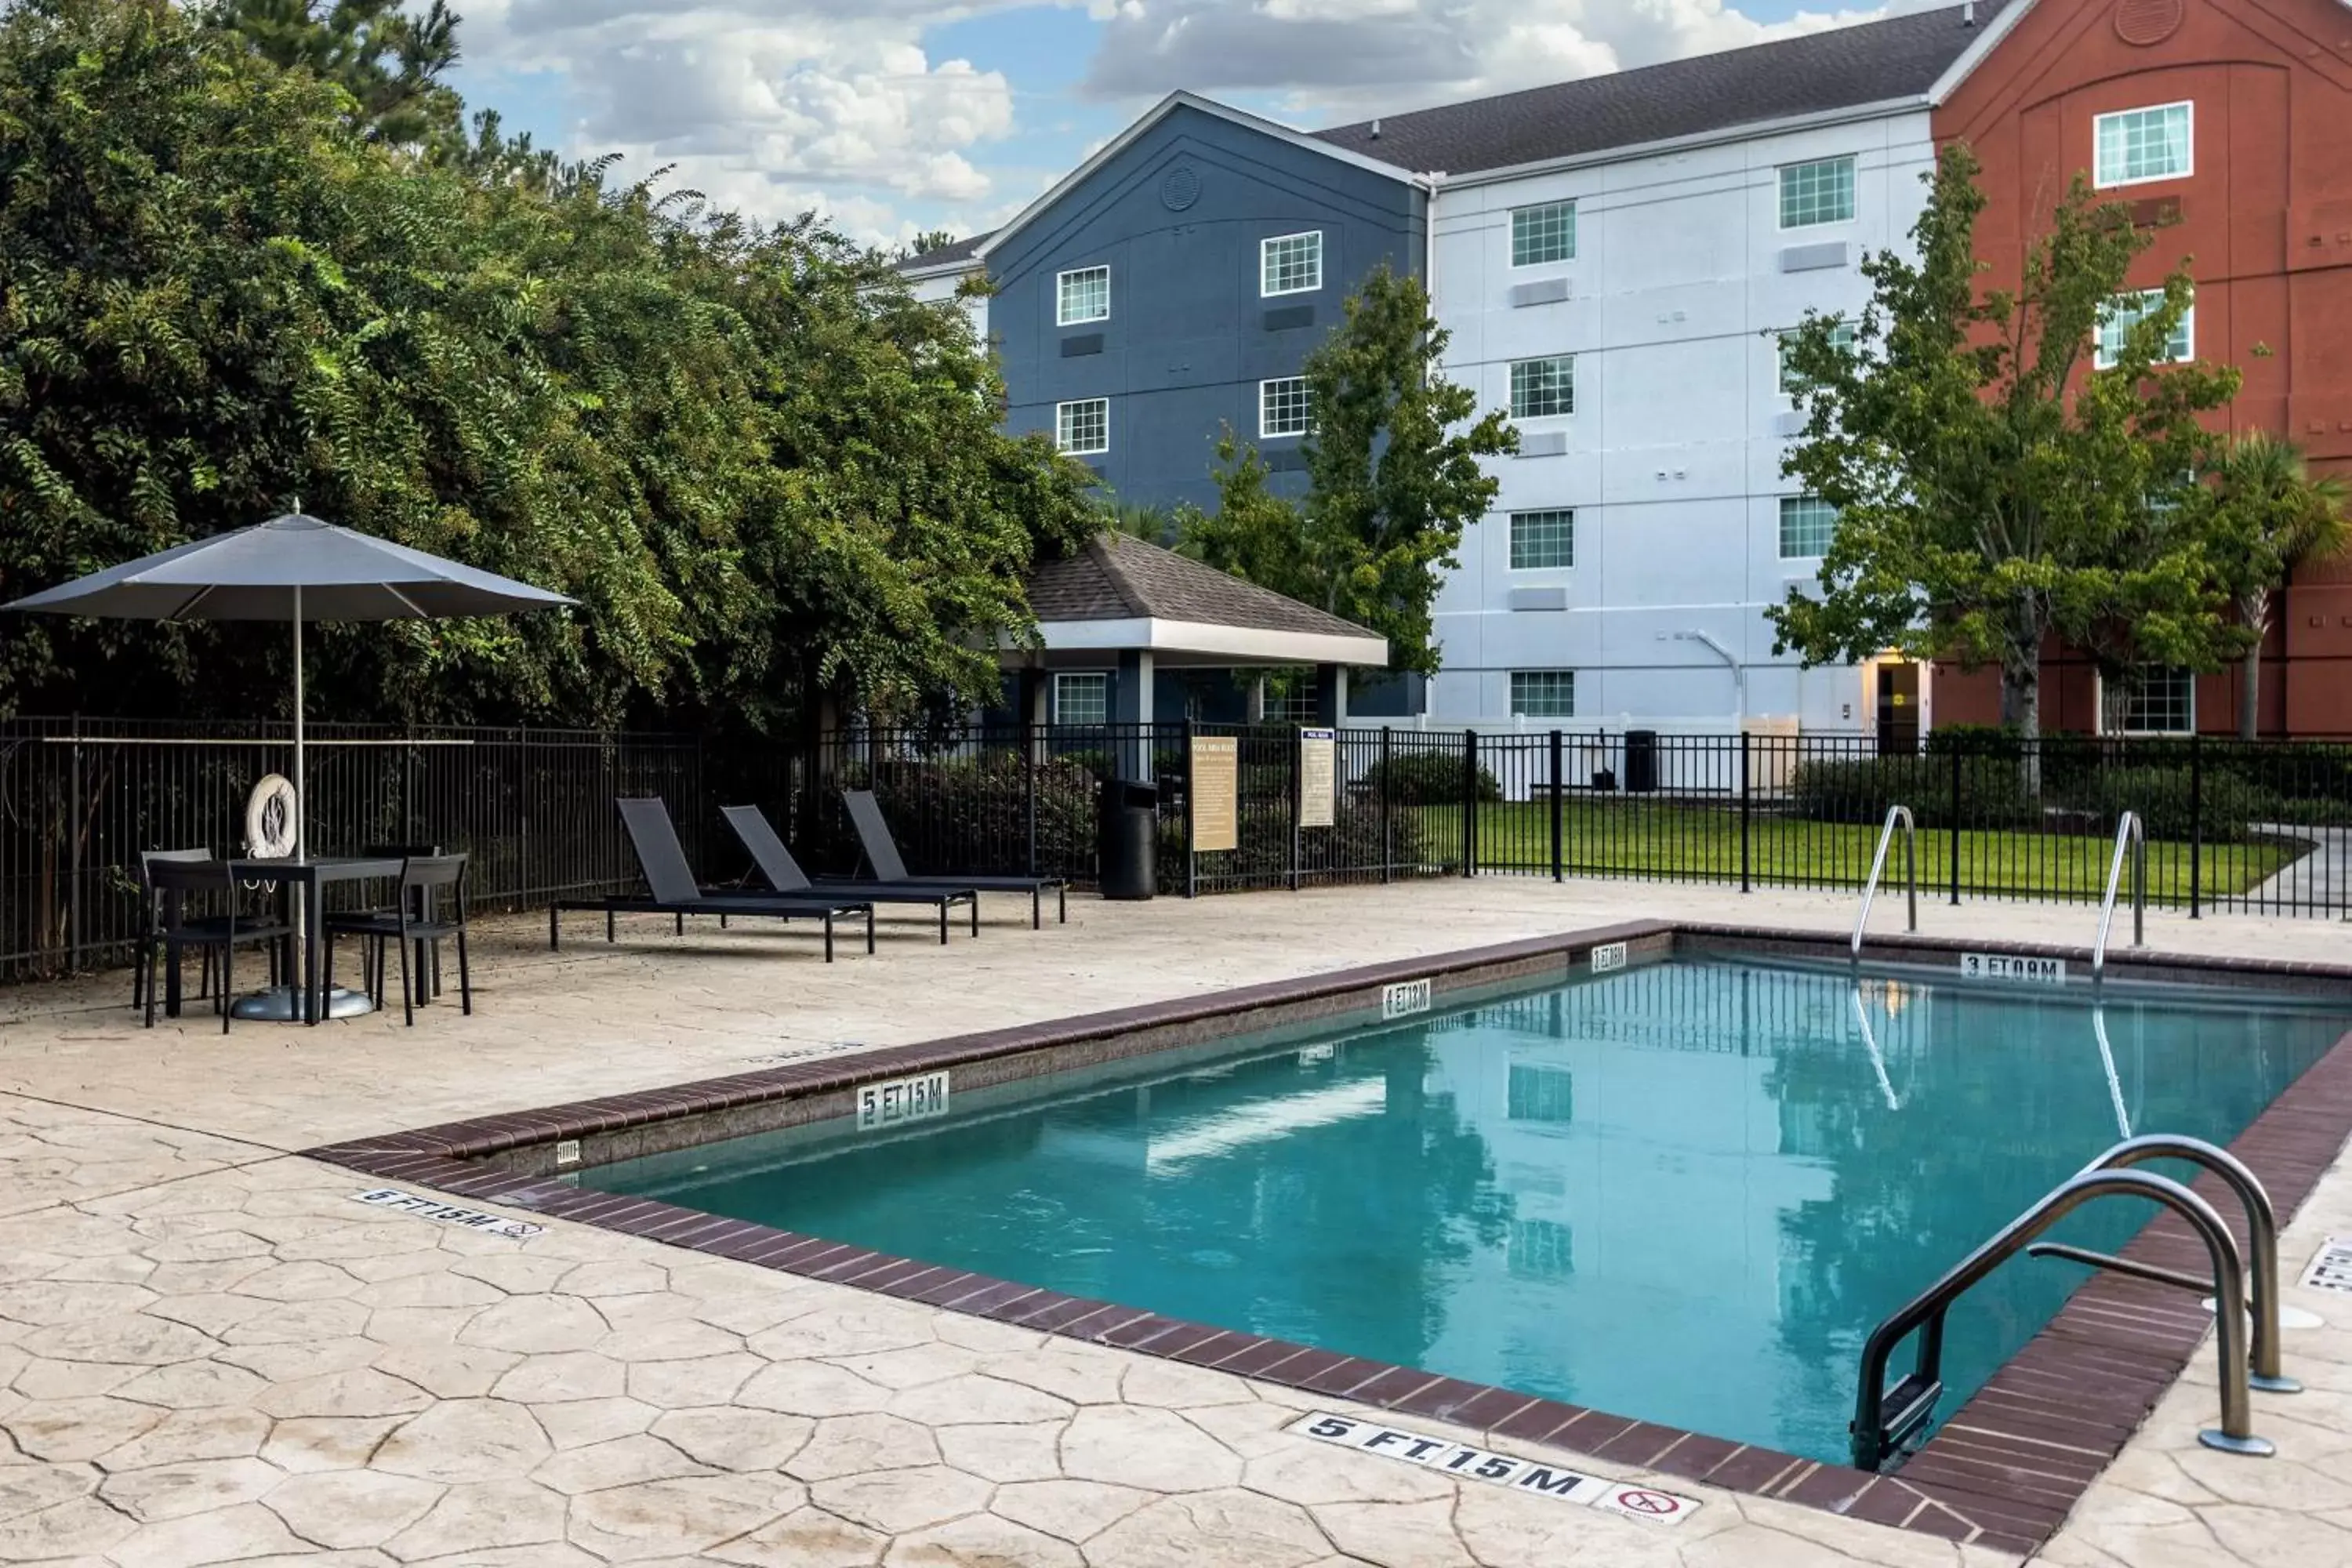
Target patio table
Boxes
[162,855,403,1025]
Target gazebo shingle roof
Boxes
[1026,532,1374,641]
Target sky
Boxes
[441,0,1928,250]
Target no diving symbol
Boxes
[1614,1489,1682,1518]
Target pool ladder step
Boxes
[1850,1134,2295,1472]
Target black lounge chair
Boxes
[720,805,978,945]
[841,789,1068,928]
[550,797,874,962]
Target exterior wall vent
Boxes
[1060,334,1105,358]
[1508,587,1570,612]
[1517,431,1570,458]
[1509,278,1572,308]
[1780,241,1851,273]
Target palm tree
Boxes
[2205,433,2350,739]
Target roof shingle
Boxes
[1026,532,1379,643]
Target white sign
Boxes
[1590,942,1629,974]
[1299,728,1338,830]
[1287,1412,1698,1525]
[1960,953,2067,985]
[353,1189,544,1240]
[857,1070,951,1131]
[2301,1236,2352,1295]
[1382,978,1433,1021]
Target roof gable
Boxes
[1028,532,1377,642]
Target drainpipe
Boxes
[1418,171,1445,310]
[1671,630,1747,723]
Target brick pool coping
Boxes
[306,920,2352,1558]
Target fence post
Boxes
[1023,722,1039,878]
[1289,724,1302,894]
[1462,729,1478,878]
[2189,731,2203,920]
[1948,740,1963,907]
[1549,730,1564,884]
[67,715,82,974]
[1740,730,1752,895]
[1183,720,1197,900]
[1380,725,1393,884]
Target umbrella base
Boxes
[230,985,376,1022]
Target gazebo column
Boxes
[1116,649,1154,778]
[1017,666,1049,761]
[1314,663,1348,727]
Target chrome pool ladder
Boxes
[1849,1134,2293,1472]
[2092,810,2146,978]
[1852,804,1917,957]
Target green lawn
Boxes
[1410,800,2298,903]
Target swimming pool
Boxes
[575,952,2352,1463]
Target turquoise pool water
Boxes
[581,955,2351,1462]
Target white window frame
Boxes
[2100,666,2195,736]
[1779,496,1838,560]
[1508,670,1577,719]
[1777,154,1857,230]
[1053,671,1109,726]
[2093,101,2193,191]
[2096,290,2194,370]
[1507,509,1574,571]
[1054,397,1109,456]
[1260,230,1323,297]
[1259,377,1312,439]
[1055,264,1110,327]
[1509,355,1575,420]
[1510,200,1577,268]
[1780,322,1855,396]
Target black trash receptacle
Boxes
[1624,730,1659,794]
[1098,777,1158,900]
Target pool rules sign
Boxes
[1192,735,1238,852]
[1298,728,1338,829]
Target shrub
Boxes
[2063,767,2276,845]
[1786,757,2036,830]
[1361,750,1501,806]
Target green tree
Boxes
[2199,431,2350,739]
[1185,265,1514,675]
[210,0,463,148]
[1770,143,2242,742]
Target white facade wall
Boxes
[908,266,989,339]
[1425,110,1937,733]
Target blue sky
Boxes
[443,0,1911,249]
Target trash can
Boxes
[1624,730,1659,794]
[1098,777,1158,900]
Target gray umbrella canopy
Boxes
[2,512,575,622]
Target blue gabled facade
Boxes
[984,100,1425,514]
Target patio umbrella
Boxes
[5,510,575,1013]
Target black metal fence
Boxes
[8,716,2350,982]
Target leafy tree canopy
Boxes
[1183,264,1515,675]
[0,0,1095,731]
[1769,143,2242,739]
[2198,431,2350,739]
[208,0,464,148]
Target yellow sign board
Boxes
[1192,736,1238,852]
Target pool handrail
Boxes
[1849,1166,2269,1471]
[1852,804,1917,958]
[2027,1134,2299,1394]
[2092,810,2146,978]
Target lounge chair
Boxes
[841,789,1068,929]
[550,798,874,962]
[720,805,978,944]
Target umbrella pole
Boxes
[293,586,304,862]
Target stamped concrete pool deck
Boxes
[0,878,2347,1566]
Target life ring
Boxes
[245,775,299,858]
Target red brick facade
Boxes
[1929,0,2352,735]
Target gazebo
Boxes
[1006,532,1389,729]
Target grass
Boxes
[1409,800,2300,904]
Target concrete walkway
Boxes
[0,878,2345,1565]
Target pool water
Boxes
[582,956,2351,1462]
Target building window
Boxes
[1260,377,1312,438]
[2095,102,2192,188]
[1509,670,1576,719]
[1511,200,1577,267]
[1055,398,1108,456]
[1780,322,1856,394]
[2103,666,2194,735]
[1263,682,1319,724]
[1779,496,1839,558]
[1779,155,1857,229]
[1508,509,1574,570]
[1261,231,1323,296]
[1506,1062,1573,1121]
[1509,355,1574,419]
[1054,672,1109,725]
[1056,265,1109,326]
[2096,289,2193,369]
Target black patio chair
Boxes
[140,858,295,1034]
[132,848,263,1012]
[720,804,978,944]
[840,789,1068,928]
[548,798,876,963]
[364,842,445,1000]
[325,855,473,1026]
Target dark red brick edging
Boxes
[305,921,2352,1559]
